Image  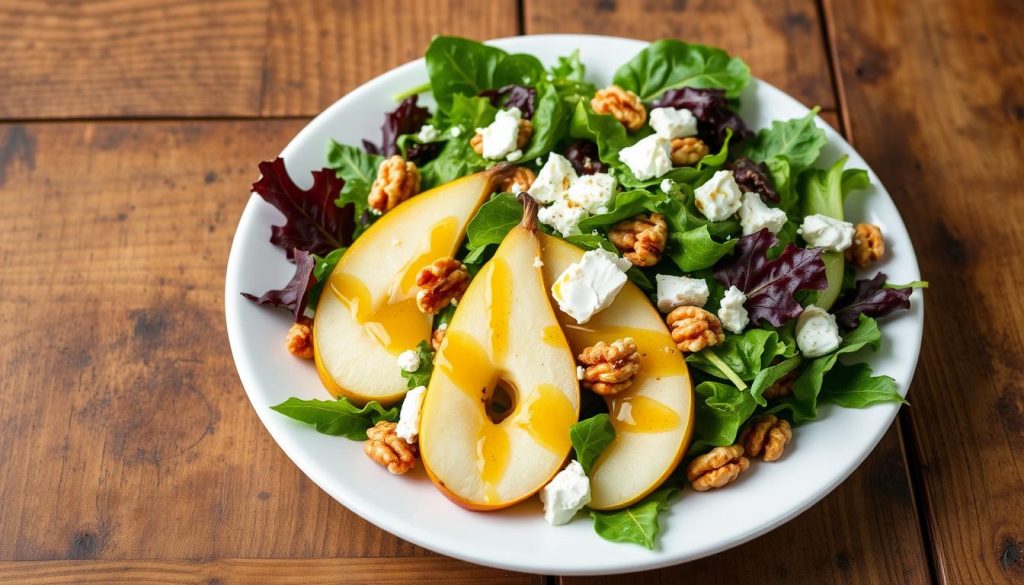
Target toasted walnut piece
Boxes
[285,316,314,359]
[761,371,797,400]
[578,337,641,396]
[666,306,726,353]
[431,323,448,351]
[368,155,420,214]
[670,137,711,166]
[687,444,749,491]
[739,415,793,462]
[609,213,668,267]
[497,166,537,194]
[470,119,534,156]
[416,257,470,314]
[846,223,885,267]
[364,421,416,474]
[591,85,647,132]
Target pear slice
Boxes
[419,196,580,511]
[313,165,515,406]
[539,235,694,510]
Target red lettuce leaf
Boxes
[564,139,608,175]
[252,157,354,259]
[478,84,537,119]
[363,95,432,157]
[713,229,828,326]
[726,157,779,203]
[833,272,912,329]
[242,249,316,321]
[651,87,752,150]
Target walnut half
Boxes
[578,337,641,396]
[687,444,749,491]
[609,213,668,267]
[368,155,420,214]
[739,415,792,462]
[846,223,885,267]
[591,85,647,132]
[364,421,416,474]
[285,316,314,359]
[666,306,725,353]
[416,257,470,314]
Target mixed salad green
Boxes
[244,36,924,550]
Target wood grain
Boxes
[824,0,1024,583]
[524,0,836,110]
[0,120,446,562]
[0,0,518,119]
[0,557,541,584]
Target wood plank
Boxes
[0,0,519,119]
[523,0,836,109]
[824,0,1024,583]
[0,557,541,585]
[0,120,442,561]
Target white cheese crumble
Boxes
[529,153,578,204]
[796,306,842,357]
[538,199,587,237]
[533,256,544,268]
[717,286,750,334]
[505,149,523,162]
[551,249,631,324]
[799,214,856,252]
[649,107,698,140]
[449,126,462,137]
[739,191,788,236]
[618,134,673,181]
[576,365,585,380]
[694,170,743,222]
[655,274,710,312]
[539,460,591,526]
[396,349,421,372]
[477,107,522,160]
[510,182,523,195]
[395,385,426,443]
[416,124,439,142]
[660,179,675,194]
[565,173,616,214]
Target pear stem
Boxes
[517,192,539,233]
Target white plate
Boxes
[225,35,924,575]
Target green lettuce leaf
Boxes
[591,487,679,549]
[425,36,545,112]
[687,327,796,382]
[744,109,827,173]
[820,362,906,408]
[520,82,571,160]
[326,140,383,227]
[400,340,435,389]
[271,396,399,440]
[308,247,346,308]
[693,381,758,446]
[569,414,616,475]
[568,99,631,167]
[466,193,522,253]
[612,39,750,100]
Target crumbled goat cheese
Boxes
[538,199,587,237]
[565,173,616,214]
[505,149,523,162]
[656,275,710,312]
[477,107,522,160]
[796,306,842,357]
[529,153,578,204]
[799,214,856,252]
[416,124,439,142]
[551,249,631,324]
[660,179,675,194]
[533,256,544,268]
[618,135,673,181]
[717,286,750,334]
[396,349,421,372]
[576,366,585,381]
[649,107,698,139]
[739,191,788,235]
[539,460,591,526]
[694,170,743,222]
[449,126,462,137]
[395,385,426,443]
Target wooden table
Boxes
[1,1,1020,583]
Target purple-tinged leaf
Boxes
[242,249,316,321]
[726,157,779,203]
[714,229,828,326]
[651,86,752,149]
[253,157,355,259]
[833,272,913,329]
[405,141,444,165]
[364,95,432,157]
[478,85,537,118]
[564,139,607,175]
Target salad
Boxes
[242,36,924,549]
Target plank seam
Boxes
[898,410,944,585]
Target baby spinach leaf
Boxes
[687,328,789,382]
[820,362,906,408]
[242,248,317,321]
[744,108,827,173]
[591,487,679,549]
[401,340,435,389]
[669,225,737,272]
[466,193,522,253]
[693,381,758,446]
[563,234,618,253]
[271,396,399,441]
[570,414,616,475]
[425,36,544,112]
[612,39,750,101]
[520,83,571,160]
[749,355,803,406]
